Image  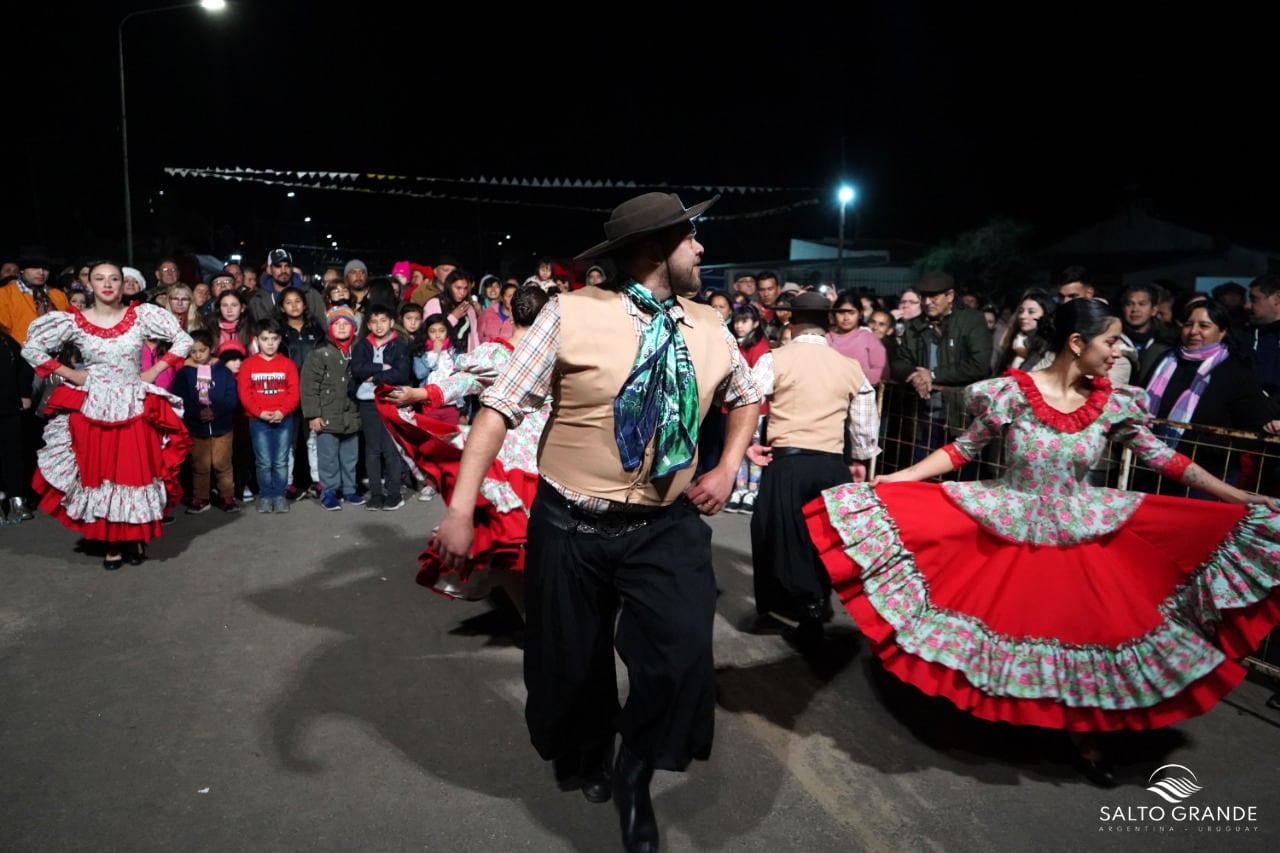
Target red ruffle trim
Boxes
[35,387,190,543]
[417,467,537,599]
[74,304,138,338]
[803,491,1279,731]
[1008,368,1110,433]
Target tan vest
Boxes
[538,286,732,506]
[767,341,865,455]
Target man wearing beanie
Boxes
[300,304,364,510]
[343,260,370,312]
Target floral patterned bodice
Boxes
[942,370,1185,545]
[22,305,192,421]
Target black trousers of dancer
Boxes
[523,479,717,772]
[750,448,850,620]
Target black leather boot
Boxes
[612,743,658,853]
[787,600,826,653]
[580,737,614,803]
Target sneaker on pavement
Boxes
[417,485,438,502]
[308,482,324,500]
[218,497,241,513]
[320,489,343,511]
[285,485,300,502]
[741,491,758,513]
[383,496,405,511]
[185,498,211,515]
[273,496,290,513]
[257,497,272,513]
[243,487,255,501]
[364,497,384,511]
[344,492,365,506]
[725,490,746,514]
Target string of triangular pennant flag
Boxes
[163,167,820,219]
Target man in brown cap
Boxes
[434,191,761,853]
[889,270,992,466]
[745,292,881,649]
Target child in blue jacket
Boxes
[170,329,241,513]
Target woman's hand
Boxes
[1238,490,1280,512]
[387,386,427,405]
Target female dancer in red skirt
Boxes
[380,285,550,610]
[804,298,1280,786]
[22,261,192,569]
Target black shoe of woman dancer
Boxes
[103,551,124,571]
[1068,732,1117,788]
[126,541,147,566]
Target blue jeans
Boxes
[249,418,295,499]
[316,431,358,495]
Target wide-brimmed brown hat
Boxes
[575,192,719,260]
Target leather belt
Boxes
[770,446,842,461]
[535,480,685,538]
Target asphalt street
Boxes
[2,496,1278,852]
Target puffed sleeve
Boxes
[945,376,1014,466]
[136,303,193,366]
[20,311,76,377]
[1106,383,1190,478]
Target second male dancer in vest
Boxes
[434,192,760,853]
[745,291,881,650]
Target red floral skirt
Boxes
[804,481,1280,731]
[377,399,533,600]
[35,384,190,543]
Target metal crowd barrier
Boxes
[871,380,1280,684]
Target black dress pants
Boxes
[523,482,717,772]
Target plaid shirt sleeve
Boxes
[847,377,881,460]
[479,298,560,427]
[717,323,763,409]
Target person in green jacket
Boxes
[889,271,993,469]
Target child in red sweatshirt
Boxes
[236,318,300,513]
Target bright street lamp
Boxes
[119,0,227,266]
[836,184,857,288]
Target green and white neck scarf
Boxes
[613,281,700,479]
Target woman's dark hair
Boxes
[996,288,1057,372]
[421,312,449,331]
[437,269,473,313]
[1175,297,1241,358]
[731,302,765,350]
[1040,297,1119,356]
[1171,290,1209,323]
[832,289,863,319]
[363,277,400,313]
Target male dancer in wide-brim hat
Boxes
[434,191,761,853]
[744,291,881,650]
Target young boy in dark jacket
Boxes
[170,329,241,513]
[349,303,413,510]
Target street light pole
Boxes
[118,1,227,266]
[836,184,855,290]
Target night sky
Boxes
[7,2,1276,276]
